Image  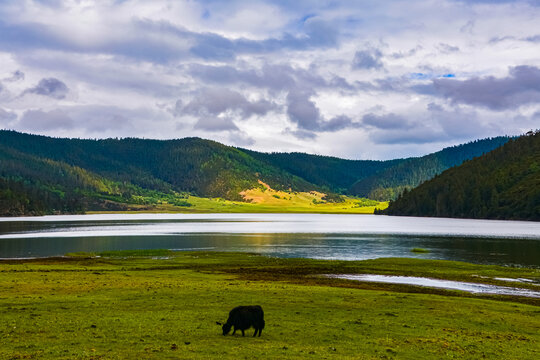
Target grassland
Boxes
[90,185,388,215]
[1,251,539,359]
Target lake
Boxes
[1,213,539,267]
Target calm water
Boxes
[328,275,540,298]
[1,214,539,267]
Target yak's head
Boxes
[216,321,232,335]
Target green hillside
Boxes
[349,136,511,200]
[0,130,314,200]
[383,132,540,221]
[245,150,402,193]
[0,130,512,216]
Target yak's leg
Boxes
[253,328,258,337]
[241,329,245,336]
[258,328,262,337]
[232,327,236,335]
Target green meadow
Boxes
[1,252,539,359]
[90,191,388,214]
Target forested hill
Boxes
[349,136,511,200]
[243,150,403,193]
[0,130,512,215]
[383,132,540,221]
[0,130,313,204]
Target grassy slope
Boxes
[1,252,539,359]
[90,191,388,214]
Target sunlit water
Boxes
[328,274,540,298]
[0,214,539,266]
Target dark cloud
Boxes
[189,18,339,60]
[427,102,444,112]
[286,89,321,131]
[187,62,352,92]
[437,43,460,53]
[0,16,339,64]
[490,35,540,43]
[352,46,384,70]
[67,106,134,133]
[17,52,179,97]
[287,128,317,140]
[364,106,491,145]
[0,108,17,123]
[3,70,25,82]
[18,109,73,131]
[171,99,183,117]
[428,103,488,138]
[433,65,540,110]
[523,34,540,42]
[227,131,255,147]
[286,89,357,135]
[371,127,447,145]
[182,88,276,119]
[390,45,422,59]
[23,78,69,99]
[193,116,239,132]
[488,35,516,44]
[362,113,412,130]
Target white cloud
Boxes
[0,0,538,159]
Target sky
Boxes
[0,0,539,160]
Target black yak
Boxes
[217,305,265,337]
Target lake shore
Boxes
[1,251,539,359]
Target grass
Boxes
[88,184,389,215]
[1,252,539,359]
[410,248,430,253]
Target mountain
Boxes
[0,130,314,199]
[244,150,403,194]
[382,131,540,221]
[0,130,512,216]
[348,136,511,200]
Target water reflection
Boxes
[329,274,540,298]
[0,214,539,266]
[1,233,539,267]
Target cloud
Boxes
[182,87,276,119]
[0,0,538,158]
[0,108,17,124]
[187,62,353,92]
[193,116,239,132]
[352,46,384,70]
[286,89,321,131]
[371,127,449,145]
[227,131,255,147]
[286,89,357,136]
[3,70,24,82]
[523,34,540,42]
[171,100,183,117]
[390,46,422,59]
[361,113,412,130]
[437,43,460,53]
[0,14,339,65]
[22,78,69,99]
[18,109,73,131]
[189,18,339,60]
[428,103,489,138]
[433,65,540,110]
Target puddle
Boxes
[493,277,536,283]
[328,274,540,298]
